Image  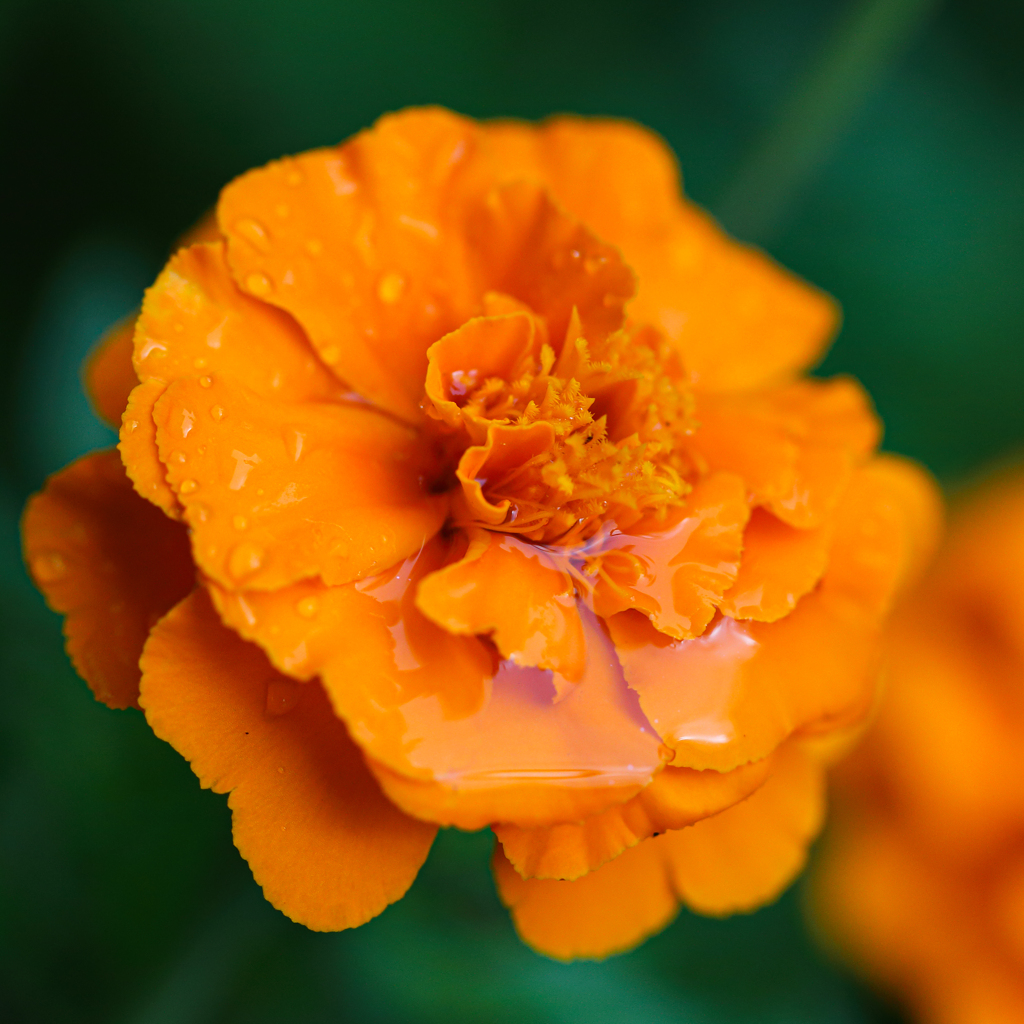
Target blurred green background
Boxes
[1,0,1022,1020]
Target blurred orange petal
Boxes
[84,312,138,429]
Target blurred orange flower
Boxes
[814,473,1024,1022]
[22,108,938,959]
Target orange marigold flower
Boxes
[813,472,1024,1022]
[22,107,940,960]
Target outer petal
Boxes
[483,117,837,391]
[686,377,880,529]
[659,740,825,914]
[121,241,344,514]
[493,836,678,962]
[494,754,774,881]
[21,449,194,708]
[84,312,138,428]
[139,588,436,931]
[494,741,824,960]
[588,472,749,639]
[610,456,938,771]
[153,374,447,590]
[209,540,666,830]
[718,509,830,622]
[120,380,182,519]
[219,110,485,422]
[416,530,586,683]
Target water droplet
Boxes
[228,542,264,579]
[266,679,301,715]
[246,272,272,297]
[235,218,271,252]
[192,503,210,523]
[170,450,187,464]
[286,168,304,186]
[199,375,212,388]
[320,345,340,365]
[193,356,207,369]
[178,479,198,494]
[122,419,139,436]
[584,255,607,274]
[305,238,323,256]
[377,272,405,304]
[210,406,225,421]
[233,515,248,530]
[32,552,66,582]
[296,596,319,618]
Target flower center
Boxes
[426,309,697,544]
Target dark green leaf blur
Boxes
[1,0,1021,1020]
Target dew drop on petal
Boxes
[193,356,207,369]
[210,406,225,421]
[377,272,405,304]
[170,450,187,464]
[305,238,323,256]
[235,218,271,252]
[122,419,139,436]
[296,596,319,619]
[246,273,272,297]
[199,375,213,388]
[228,542,264,580]
[266,678,302,716]
[320,346,340,365]
[178,479,198,494]
[286,168,303,186]
[233,515,248,530]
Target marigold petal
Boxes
[687,377,879,529]
[483,117,837,391]
[494,753,774,881]
[153,375,447,590]
[719,509,830,622]
[133,241,343,404]
[454,421,557,526]
[210,539,665,829]
[493,837,678,961]
[424,312,540,436]
[219,110,485,422]
[139,588,436,930]
[610,462,929,771]
[21,449,194,708]
[465,180,634,346]
[84,312,138,428]
[119,379,182,518]
[495,740,822,959]
[659,740,825,914]
[589,472,749,639]
[416,530,586,683]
